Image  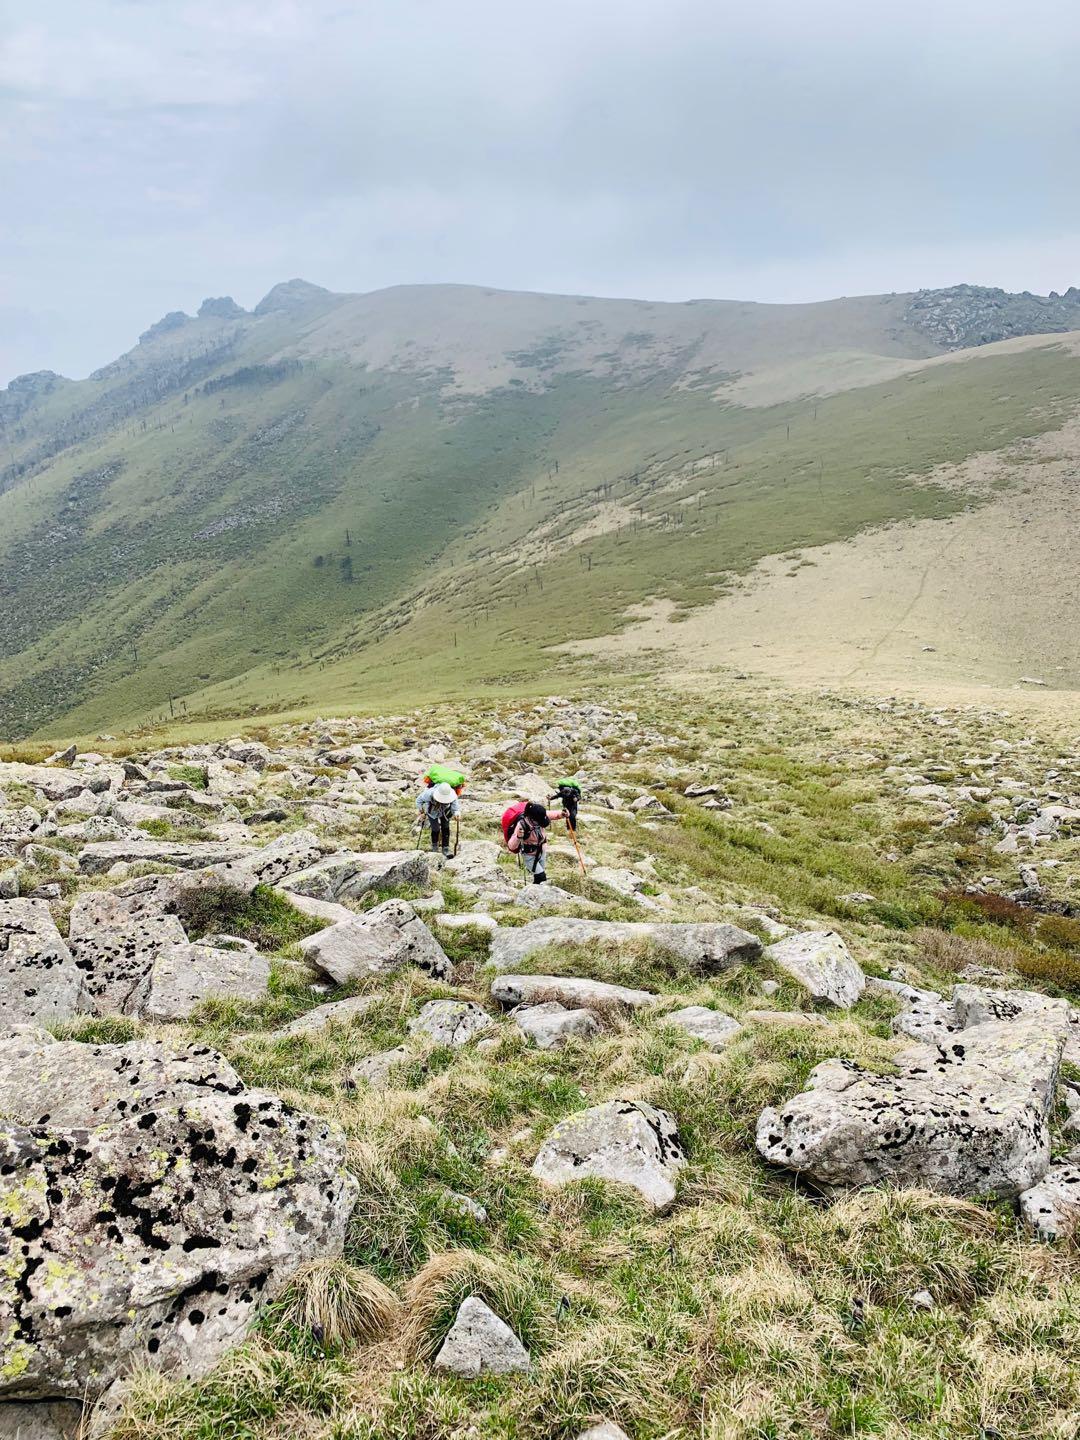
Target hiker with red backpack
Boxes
[501,800,566,884]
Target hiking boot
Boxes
[441,847,452,858]
[533,873,547,885]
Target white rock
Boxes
[137,942,271,1020]
[491,973,656,1013]
[432,1296,530,1377]
[1018,1155,1080,1241]
[275,995,377,1036]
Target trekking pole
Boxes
[453,815,460,858]
[416,817,426,852]
[566,817,587,876]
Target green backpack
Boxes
[424,763,466,791]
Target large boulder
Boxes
[491,973,657,1013]
[67,891,187,1014]
[756,1017,1065,1198]
[531,1100,686,1212]
[0,900,88,1028]
[488,917,759,974]
[764,931,865,1007]
[0,1029,357,1403]
[283,850,431,902]
[432,1296,530,1377]
[299,899,451,984]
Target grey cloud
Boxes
[1,0,1078,382]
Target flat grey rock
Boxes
[78,839,255,874]
[764,930,865,1008]
[136,941,271,1020]
[432,1296,530,1377]
[488,916,760,974]
[532,1099,686,1212]
[662,1005,743,1050]
[275,995,377,1036]
[514,1002,600,1049]
[491,973,656,1013]
[578,1425,632,1440]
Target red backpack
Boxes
[501,802,527,845]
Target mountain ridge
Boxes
[3,277,1080,741]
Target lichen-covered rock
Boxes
[532,1100,686,1211]
[756,1017,1065,1197]
[952,984,1080,1063]
[298,899,451,984]
[239,829,322,886]
[488,917,759,974]
[662,1005,743,1050]
[407,999,492,1047]
[0,900,88,1027]
[1018,1153,1080,1240]
[135,942,271,1020]
[432,1296,530,1377]
[67,890,187,1014]
[491,973,656,1013]
[764,931,865,1007]
[345,1045,410,1090]
[0,1030,357,1403]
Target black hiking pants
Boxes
[428,813,451,849]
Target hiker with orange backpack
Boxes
[501,800,566,885]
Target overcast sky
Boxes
[2,0,1078,383]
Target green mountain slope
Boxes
[3,279,1080,739]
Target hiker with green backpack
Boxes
[417,763,465,857]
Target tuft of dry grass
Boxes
[276,1258,400,1346]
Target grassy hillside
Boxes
[3,281,1080,740]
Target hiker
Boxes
[417,780,459,857]
[502,800,565,884]
[550,778,582,831]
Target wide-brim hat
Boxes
[432,782,457,803]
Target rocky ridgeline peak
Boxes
[198,295,247,319]
[905,282,1080,351]
[137,309,192,344]
[252,277,333,316]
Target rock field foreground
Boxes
[1,691,1079,1438]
